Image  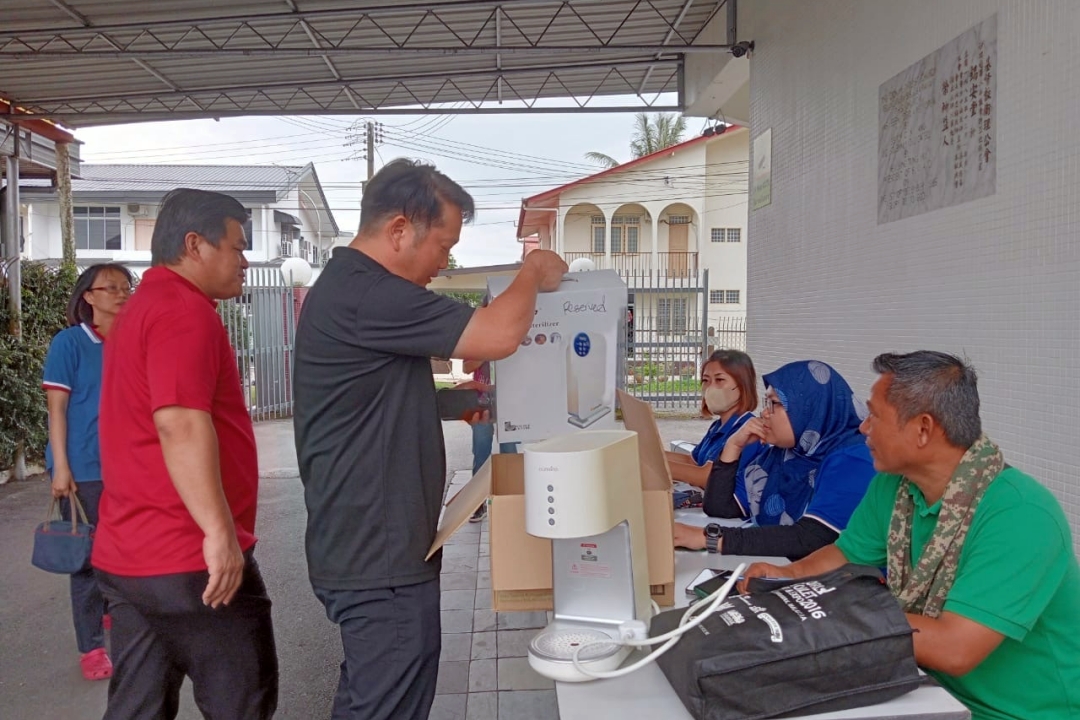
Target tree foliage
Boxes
[0,261,76,469]
[584,112,689,168]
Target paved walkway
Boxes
[0,415,708,720]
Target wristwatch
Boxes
[704,523,723,554]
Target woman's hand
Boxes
[719,417,766,463]
[51,466,76,499]
[673,522,707,550]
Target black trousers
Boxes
[314,578,441,720]
[95,552,279,720]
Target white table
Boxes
[556,523,971,720]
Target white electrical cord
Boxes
[569,563,747,680]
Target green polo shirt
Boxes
[836,467,1080,720]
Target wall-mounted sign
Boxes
[879,15,997,223]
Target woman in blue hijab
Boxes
[673,360,876,560]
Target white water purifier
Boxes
[523,431,652,683]
[566,331,611,428]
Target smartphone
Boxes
[436,388,489,421]
[692,570,739,600]
[685,568,722,597]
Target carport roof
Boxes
[0,0,735,128]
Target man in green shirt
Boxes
[742,351,1080,720]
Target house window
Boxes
[74,206,121,250]
[657,297,688,333]
[610,215,640,253]
[710,290,742,305]
[592,226,605,253]
[668,215,691,225]
[243,208,253,245]
[710,227,742,243]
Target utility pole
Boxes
[354,120,383,196]
[365,120,374,189]
[2,128,26,482]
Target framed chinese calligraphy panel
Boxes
[878,15,997,224]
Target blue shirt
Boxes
[735,442,876,530]
[691,411,754,466]
[42,323,104,482]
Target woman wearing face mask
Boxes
[673,360,876,560]
[666,350,758,490]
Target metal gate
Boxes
[218,266,295,421]
[623,268,745,410]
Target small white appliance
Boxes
[566,332,611,428]
[523,430,652,682]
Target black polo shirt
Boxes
[294,247,475,590]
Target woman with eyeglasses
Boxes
[41,262,132,681]
[673,360,876,560]
[665,349,759,493]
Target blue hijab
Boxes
[737,360,867,526]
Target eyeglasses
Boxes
[762,396,784,416]
[90,284,132,295]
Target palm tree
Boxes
[584,112,688,169]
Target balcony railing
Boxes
[564,251,698,279]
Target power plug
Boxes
[618,620,649,643]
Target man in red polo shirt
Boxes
[94,188,277,720]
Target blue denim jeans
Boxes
[471,423,518,475]
[59,480,106,654]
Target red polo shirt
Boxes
[93,266,259,576]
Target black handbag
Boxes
[651,564,923,720]
[31,493,94,574]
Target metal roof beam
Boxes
[7,0,587,37]
[20,58,676,105]
[0,45,726,59]
[33,104,684,123]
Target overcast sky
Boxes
[74,96,706,268]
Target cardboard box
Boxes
[428,389,675,612]
[488,270,627,445]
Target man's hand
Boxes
[522,250,568,292]
[202,530,245,608]
[673,522,707,550]
[51,466,76,499]
[464,409,491,426]
[736,562,793,594]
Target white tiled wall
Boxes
[742,0,1080,548]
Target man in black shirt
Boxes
[293,158,566,720]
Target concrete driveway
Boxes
[0,415,706,719]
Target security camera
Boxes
[730,40,755,58]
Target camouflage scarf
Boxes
[886,435,1003,618]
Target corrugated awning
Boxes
[274,209,302,226]
[0,0,735,128]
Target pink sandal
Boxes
[80,647,113,681]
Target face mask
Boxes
[704,385,740,415]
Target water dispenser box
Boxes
[488,270,627,445]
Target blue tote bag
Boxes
[31,493,94,574]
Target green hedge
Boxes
[0,262,76,470]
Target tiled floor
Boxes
[435,471,560,720]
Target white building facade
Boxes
[518,126,749,338]
[21,163,340,277]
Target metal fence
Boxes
[621,267,744,411]
[218,266,296,421]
